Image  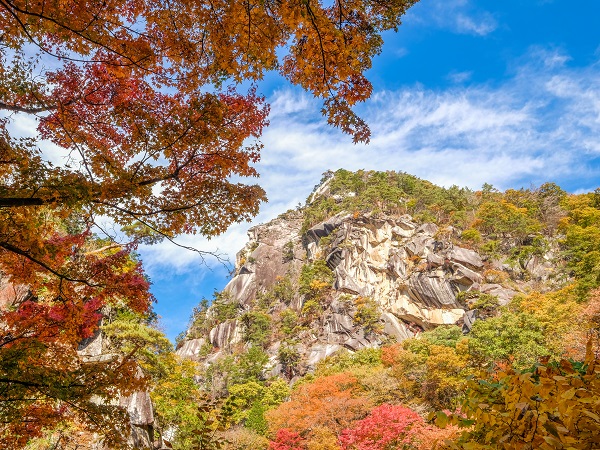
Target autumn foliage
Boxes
[0,226,152,446]
[338,404,425,450]
[441,351,600,449]
[267,373,370,438]
[0,0,420,446]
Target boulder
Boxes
[175,338,207,360]
[387,250,409,279]
[405,235,434,257]
[382,312,415,342]
[407,273,460,308]
[209,320,241,349]
[306,344,343,368]
[327,313,354,334]
[120,391,154,426]
[452,263,482,286]
[334,266,365,295]
[480,283,517,305]
[448,247,483,270]
[426,253,444,268]
[303,215,343,247]
[417,223,438,236]
[224,272,255,305]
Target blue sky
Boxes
[142,0,600,341]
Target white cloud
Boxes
[140,48,600,272]
[455,13,497,36]
[447,71,473,83]
[5,114,69,166]
[409,0,498,36]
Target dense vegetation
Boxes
[157,170,600,450]
[8,170,600,449]
[0,0,418,445]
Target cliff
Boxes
[176,170,563,378]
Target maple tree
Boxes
[270,428,306,450]
[0,0,418,445]
[338,404,424,450]
[267,373,370,440]
[1,0,419,241]
[0,227,153,447]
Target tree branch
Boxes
[0,101,57,114]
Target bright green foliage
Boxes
[205,347,271,396]
[403,326,463,357]
[382,332,471,410]
[183,298,211,341]
[245,401,268,435]
[456,292,499,319]
[222,378,289,430]
[255,275,295,311]
[232,347,271,385]
[263,378,290,407]
[151,354,228,450]
[186,291,241,340]
[225,381,265,424]
[278,342,301,377]
[282,242,295,262]
[315,348,382,377]
[470,294,500,312]
[468,312,550,369]
[240,312,272,348]
[272,275,295,305]
[507,235,547,272]
[212,291,242,323]
[301,299,322,320]
[461,228,482,244]
[474,200,542,241]
[278,310,300,337]
[510,287,581,358]
[414,326,464,350]
[561,194,600,298]
[101,309,173,378]
[302,169,476,231]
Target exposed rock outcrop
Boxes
[177,177,561,379]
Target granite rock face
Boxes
[177,208,504,377]
[77,328,158,449]
[177,196,555,377]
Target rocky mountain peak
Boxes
[176,170,561,379]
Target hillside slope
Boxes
[177,169,569,376]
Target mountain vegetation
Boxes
[163,169,600,450]
[0,0,418,447]
[2,167,599,448]
[0,2,598,448]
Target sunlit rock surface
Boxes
[176,184,558,378]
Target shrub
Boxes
[278,342,301,377]
[241,312,272,348]
[269,429,305,450]
[282,241,295,262]
[339,404,425,450]
[443,351,600,449]
[299,260,334,299]
[468,311,549,369]
[353,297,382,335]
